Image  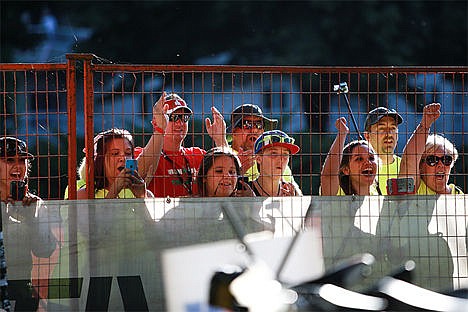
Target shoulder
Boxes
[182,147,206,156]
[450,184,464,194]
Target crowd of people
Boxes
[0,94,465,309]
[321,102,463,196]
[2,94,464,203]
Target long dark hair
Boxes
[93,128,134,190]
[339,140,376,195]
[197,147,241,197]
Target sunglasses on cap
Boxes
[238,119,263,130]
[260,134,295,145]
[168,114,191,123]
[422,155,453,167]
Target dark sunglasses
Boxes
[238,119,263,130]
[169,114,191,123]
[422,155,453,167]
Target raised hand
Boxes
[152,91,169,133]
[205,106,228,147]
[335,117,349,135]
[421,103,441,129]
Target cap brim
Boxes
[365,112,403,130]
[228,115,278,133]
[168,106,193,115]
[257,142,300,155]
[376,112,403,125]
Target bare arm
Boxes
[205,106,228,147]
[320,117,349,196]
[137,92,169,182]
[398,103,441,190]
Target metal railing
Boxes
[1,54,467,199]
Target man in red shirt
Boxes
[145,93,227,197]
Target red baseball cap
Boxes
[164,93,193,116]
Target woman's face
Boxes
[0,156,28,199]
[104,138,133,183]
[205,155,238,197]
[342,144,377,188]
[420,146,453,194]
[256,146,290,178]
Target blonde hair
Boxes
[423,134,458,168]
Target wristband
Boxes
[151,120,165,134]
[153,125,165,134]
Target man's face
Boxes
[365,116,399,155]
[231,116,264,151]
[165,112,190,143]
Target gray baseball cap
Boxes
[364,107,403,131]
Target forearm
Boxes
[399,122,430,178]
[212,134,228,148]
[137,132,164,179]
[320,133,346,195]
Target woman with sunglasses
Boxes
[321,117,379,196]
[251,130,302,196]
[399,103,463,194]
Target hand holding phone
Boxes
[10,180,26,201]
[387,177,415,195]
[236,176,249,190]
[125,159,138,175]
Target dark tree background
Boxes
[1,0,467,65]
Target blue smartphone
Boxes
[125,159,138,175]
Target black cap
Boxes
[226,104,278,133]
[0,137,34,159]
[364,107,403,131]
